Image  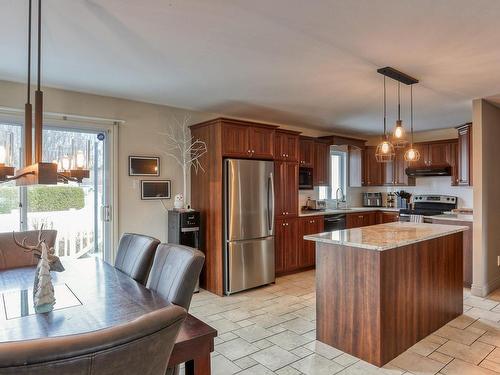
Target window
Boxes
[319,148,347,201]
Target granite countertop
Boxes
[425,213,473,222]
[303,221,469,251]
[299,207,400,217]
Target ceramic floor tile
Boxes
[333,353,360,366]
[427,351,453,365]
[275,366,303,375]
[437,340,494,365]
[279,317,315,334]
[441,358,498,375]
[233,356,259,370]
[434,325,484,345]
[267,330,313,350]
[447,314,476,329]
[210,318,242,334]
[463,297,499,311]
[466,307,500,322]
[303,340,343,360]
[480,359,500,373]
[250,345,300,371]
[237,364,276,375]
[211,354,241,375]
[485,346,500,363]
[409,337,443,357]
[234,325,275,342]
[290,354,345,375]
[216,338,260,361]
[389,350,445,375]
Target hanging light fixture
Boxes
[375,76,395,163]
[10,0,89,186]
[392,82,408,149]
[404,85,420,162]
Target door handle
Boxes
[101,205,111,222]
[268,172,275,234]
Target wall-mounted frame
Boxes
[141,180,171,200]
[129,156,160,176]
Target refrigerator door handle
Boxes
[268,172,275,235]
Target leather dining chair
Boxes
[146,243,205,311]
[114,233,160,285]
[0,305,187,375]
[0,230,57,270]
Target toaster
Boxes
[306,199,326,210]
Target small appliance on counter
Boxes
[363,192,383,207]
[305,198,326,211]
[387,192,396,208]
[168,210,202,292]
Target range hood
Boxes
[405,166,451,177]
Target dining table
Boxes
[0,257,217,375]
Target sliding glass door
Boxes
[0,120,112,260]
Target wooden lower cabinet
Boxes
[275,218,299,274]
[276,216,324,275]
[376,211,400,224]
[298,216,324,268]
[346,211,377,229]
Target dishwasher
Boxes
[323,214,346,231]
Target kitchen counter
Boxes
[311,221,465,366]
[424,213,473,222]
[304,221,468,251]
[299,207,399,217]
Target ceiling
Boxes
[1,0,500,135]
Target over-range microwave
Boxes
[299,167,314,190]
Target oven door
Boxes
[299,167,313,190]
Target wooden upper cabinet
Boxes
[348,146,363,187]
[275,130,300,162]
[363,146,384,186]
[221,123,250,157]
[457,123,472,186]
[299,137,315,167]
[274,161,298,219]
[249,126,275,159]
[221,121,276,159]
[314,141,329,186]
[408,140,455,168]
[384,148,415,186]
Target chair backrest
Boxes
[146,244,205,310]
[0,230,57,270]
[0,305,186,375]
[114,233,160,285]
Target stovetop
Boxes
[399,194,458,217]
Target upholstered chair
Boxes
[146,243,205,310]
[0,230,57,270]
[114,233,160,285]
[0,305,186,375]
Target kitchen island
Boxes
[304,222,468,367]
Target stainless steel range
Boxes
[399,195,457,222]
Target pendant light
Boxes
[11,0,89,186]
[392,82,408,148]
[375,76,395,163]
[404,85,420,162]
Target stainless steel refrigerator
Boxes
[224,159,275,295]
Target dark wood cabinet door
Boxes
[299,138,315,167]
[457,124,472,186]
[347,212,376,228]
[275,219,286,274]
[275,132,299,162]
[408,143,428,169]
[276,218,298,274]
[377,211,400,224]
[428,142,451,167]
[363,146,384,186]
[314,141,329,186]
[298,216,323,268]
[450,141,459,186]
[395,148,415,186]
[274,161,298,218]
[249,127,275,159]
[221,123,250,157]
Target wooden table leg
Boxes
[185,354,211,375]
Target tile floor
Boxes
[184,270,500,374]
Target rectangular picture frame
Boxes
[141,180,171,200]
[129,156,160,176]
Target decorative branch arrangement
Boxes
[160,114,207,208]
[13,226,64,313]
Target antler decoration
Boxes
[12,225,65,272]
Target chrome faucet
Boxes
[335,187,345,209]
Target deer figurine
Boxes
[12,227,65,313]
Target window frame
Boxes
[319,147,347,201]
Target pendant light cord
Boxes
[383,76,387,138]
[397,82,401,122]
[410,85,414,146]
[37,0,41,90]
[27,0,32,103]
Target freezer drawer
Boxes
[226,237,275,294]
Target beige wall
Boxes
[471,99,500,296]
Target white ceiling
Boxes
[1,0,500,135]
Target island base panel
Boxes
[316,233,463,366]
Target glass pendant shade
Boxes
[375,138,395,163]
[404,147,420,162]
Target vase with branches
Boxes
[161,115,207,209]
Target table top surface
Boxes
[0,258,174,343]
[304,221,469,251]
